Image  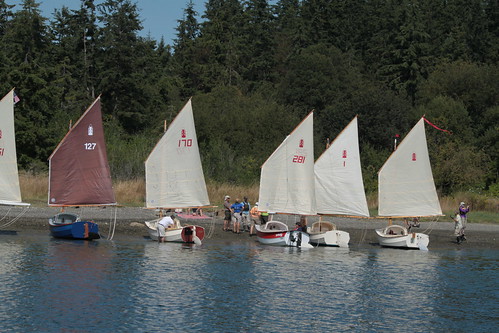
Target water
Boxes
[0,232,497,332]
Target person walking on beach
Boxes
[231,198,244,234]
[249,202,260,236]
[455,201,470,244]
[241,197,251,232]
[223,195,232,231]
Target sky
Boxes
[9,0,206,45]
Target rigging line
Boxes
[107,206,118,240]
[358,218,368,245]
[0,206,29,229]
[422,216,439,235]
[206,213,216,238]
[0,206,14,222]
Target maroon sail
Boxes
[48,97,116,206]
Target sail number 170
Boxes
[178,139,192,147]
[292,155,306,163]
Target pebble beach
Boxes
[2,206,498,249]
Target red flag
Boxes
[423,117,452,134]
[13,92,20,104]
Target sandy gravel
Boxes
[1,206,497,249]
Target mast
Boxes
[258,111,316,216]
[145,99,210,209]
[378,118,442,217]
[48,96,116,206]
[314,116,369,217]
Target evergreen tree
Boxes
[173,0,202,97]
[96,0,152,132]
[198,0,245,89]
[239,0,276,89]
[1,0,56,169]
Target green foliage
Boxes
[0,0,495,199]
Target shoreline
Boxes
[1,206,498,249]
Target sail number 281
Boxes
[84,143,97,150]
[292,155,306,163]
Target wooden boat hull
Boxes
[49,213,100,240]
[145,220,205,244]
[375,225,429,249]
[49,221,100,240]
[255,221,312,248]
[309,230,350,247]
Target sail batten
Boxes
[48,97,116,206]
[0,90,29,206]
[258,112,316,216]
[378,118,442,217]
[314,116,370,217]
[145,99,210,209]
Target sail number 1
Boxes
[292,155,306,163]
[84,143,97,150]
[0,147,4,156]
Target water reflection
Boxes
[0,233,497,332]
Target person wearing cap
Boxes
[231,198,244,234]
[157,214,175,242]
[223,195,232,231]
[455,202,470,243]
[249,202,260,236]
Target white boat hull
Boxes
[145,220,183,242]
[309,230,350,247]
[144,220,204,244]
[255,221,312,248]
[375,225,429,250]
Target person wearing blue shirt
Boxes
[231,198,244,234]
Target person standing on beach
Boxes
[223,195,233,231]
[231,198,244,234]
[249,202,260,236]
[455,201,470,244]
[241,197,251,232]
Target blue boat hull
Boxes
[49,221,100,240]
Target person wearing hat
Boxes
[249,202,260,236]
[455,202,470,243]
[157,214,175,242]
[223,195,233,231]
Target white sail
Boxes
[0,90,29,206]
[315,116,369,217]
[259,112,316,215]
[378,118,442,217]
[145,99,209,209]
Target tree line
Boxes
[0,0,497,196]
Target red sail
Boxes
[48,97,116,206]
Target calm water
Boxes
[0,231,497,332]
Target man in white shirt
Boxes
[157,215,175,242]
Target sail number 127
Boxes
[292,155,306,163]
[84,143,97,150]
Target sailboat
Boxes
[144,99,209,245]
[0,90,30,225]
[375,117,442,250]
[255,112,315,248]
[312,116,369,247]
[48,96,116,240]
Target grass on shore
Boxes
[20,172,498,223]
